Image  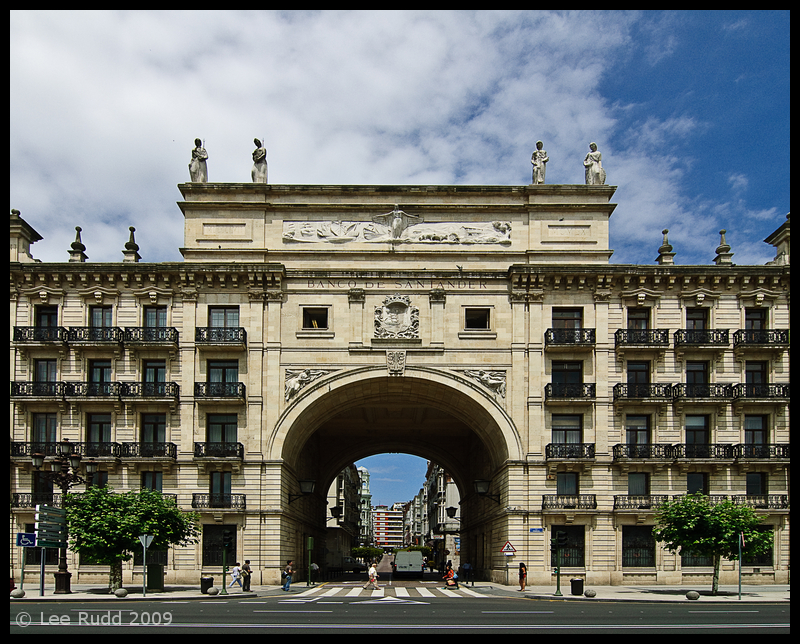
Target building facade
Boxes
[9,184,790,587]
[372,504,405,551]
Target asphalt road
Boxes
[10,594,790,634]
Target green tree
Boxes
[351,546,384,564]
[652,493,772,595]
[64,487,201,591]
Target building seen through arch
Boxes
[9,183,789,587]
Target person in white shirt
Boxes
[363,562,380,589]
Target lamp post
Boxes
[31,438,98,594]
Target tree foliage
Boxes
[652,493,772,594]
[351,546,384,563]
[64,486,201,590]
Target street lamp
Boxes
[288,480,316,504]
[31,438,98,594]
[473,479,501,505]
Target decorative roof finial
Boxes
[68,226,88,262]
[122,226,141,263]
[656,228,675,265]
[713,229,734,265]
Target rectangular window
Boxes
[552,415,582,444]
[552,308,583,329]
[686,361,709,385]
[744,308,766,330]
[744,415,767,445]
[142,413,166,443]
[627,361,650,385]
[556,472,578,496]
[745,361,768,385]
[144,306,167,328]
[464,308,491,330]
[627,472,649,495]
[32,413,57,444]
[686,472,708,495]
[552,361,582,384]
[625,415,650,445]
[208,360,238,383]
[90,306,113,328]
[627,308,650,330]
[685,415,709,444]
[209,307,239,328]
[207,414,238,443]
[87,413,112,443]
[35,306,59,328]
[141,471,163,491]
[303,307,329,330]
[686,308,707,330]
[34,359,58,383]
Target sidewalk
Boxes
[10,581,789,603]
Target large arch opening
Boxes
[267,367,523,581]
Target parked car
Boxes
[343,556,367,573]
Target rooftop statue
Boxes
[252,138,268,183]
[583,142,606,185]
[531,140,549,184]
[188,138,208,183]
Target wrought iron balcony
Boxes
[542,494,597,510]
[733,443,790,459]
[674,329,729,347]
[68,326,124,343]
[670,443,735,459]
[123,326,179,344]
[614,329,669,347]
[613,495,669,510]
[731,383,790,400]
[11,493,65,508]
[545,328,595,347]
[732,328,789,348]
[545,383,596,400]
[64,381,122,397]
[545,443,595,459]
[11,381,66,397]
[11,441,65,459]
[192,493,247,510]
[13,326,68,342]
[195,327,247,344]
[612,443,673,460]
[194,442,244,459]
[120,442,178,458]
[731,495,789,510]
[671,383,733,400]
[120,381,180,399]
[613,383,672,400]
[194,382,246,399]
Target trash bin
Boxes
[201,576,214,594]
[146,564,164,591]
[570,578,584,596]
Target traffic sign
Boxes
[17,532,37,547]
[500,540,516,554]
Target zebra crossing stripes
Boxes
[286,585,482,600]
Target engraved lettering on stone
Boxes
[374,294,419,339]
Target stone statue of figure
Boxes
[188,138,208,182]
[251,138,268,183]
[583,142,606,185]
[531,140,549,184]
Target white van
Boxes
[393,550,424,578]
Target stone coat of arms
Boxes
[374,294,419,339]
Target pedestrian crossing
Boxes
[282,584,485,601]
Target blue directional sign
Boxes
[17,532,37,547]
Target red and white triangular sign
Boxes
[501,541,516,554]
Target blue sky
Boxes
[10,11,788,267]
[10,12,789,507]
[356,454,429,508]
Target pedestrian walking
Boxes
[228,562,243,590]
[282,560,294,591]
[363,562,380,590]
[518,562,527,591]
[241,560,251,591]
[310,561,319,585]
[461,561,473,586]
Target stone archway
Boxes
[264,367,524,582]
